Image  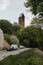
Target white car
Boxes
[11,44,18,50]
[19,45,25,49]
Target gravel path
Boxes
[0,48,30,61]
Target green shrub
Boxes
[22,39,29,47]
[4,34,19,45]
[10,35,19,45]
[4,34,10,44]
[17,26,41,48]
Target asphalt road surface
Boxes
[0,48,30,61]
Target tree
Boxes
[25,0,43,15]
[37,2,43,13]
[31,17,43,50]
[31,17,38,24]
[25,26,41,47]
[31,17,43,23]
[12,25,21,35]
[31,16,43,28]
[0,20,12,34]
[17,26,40,47]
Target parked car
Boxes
[6,46,14,51]
[6,45,25,51]
[11,44,18,50]
[19,45,25,49]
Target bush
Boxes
[4,34,19,45]
[17,26,41,48]
[22,39,29,47]
[4,34,10,44]
[10,35,19,45]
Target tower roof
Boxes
[19,13,25,17]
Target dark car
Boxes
[6,46,14,51]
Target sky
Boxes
[0,0,34,27]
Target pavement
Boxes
[0,48,30,61]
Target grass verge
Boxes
[0,48,43,65]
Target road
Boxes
[0,48,30,61]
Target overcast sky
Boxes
[0,0,34,27]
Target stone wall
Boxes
[0,29,9,50]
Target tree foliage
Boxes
[0,20,22,35]
[37,2,43,13]
[31,17,43,24]
[0,20,12,34]
[17,26,41,47]
[12,25,21,35]
[10,35,19,45]
[4,34,19,45]
[25,0,43,15]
